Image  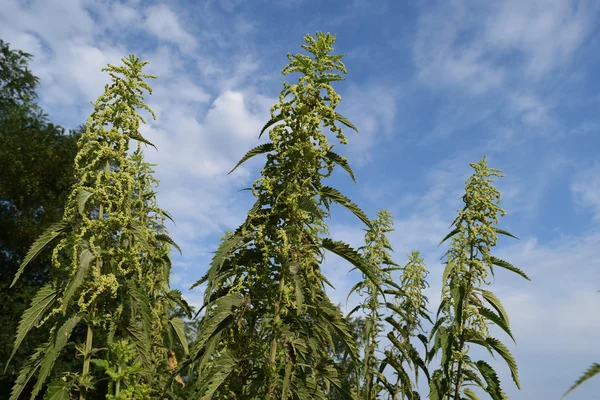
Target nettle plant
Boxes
[182,32,380,400]
[348,210,431,400]
[428,157,530,400]
[6,55,183,400]
[381,250,431,400]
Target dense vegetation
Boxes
[0,32,595,399]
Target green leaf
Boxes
[31,317,82,399]
[325,150,356,183]
[258,114,284,139]
[486,337,520,389]
[437,227,461,247]
[9,344,47,400]
[169,317,189,355]
[44,378,73,400]
[463,388,480,400]
[481,290,510,326]
[319,186,371,228]
[479,307,515,343]
[322,239,381,296]
[62,243,95,311]
[76,188,94,216]
[11,221,68,287]
[198,350,237,400]
[451,285,466,323]
[442,260,456,284]
[5,284,59,372]
[562,363,600,399]
[334,112,358,133]
[228,142,274,174]
[493,227,519,240]
[156,233,182,255]
[490,256,530,281]
[130,132,157,149]
[475,360,504,400]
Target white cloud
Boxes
[484,0,593,78]
[571,161,600,222]
[143,3,197,52]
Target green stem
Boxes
[267,272,286,398]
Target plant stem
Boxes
[267,272,286,398]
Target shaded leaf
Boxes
[11,221,68,287]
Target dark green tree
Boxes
[0,39,81,396]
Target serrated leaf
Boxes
[258,114,284,139]
[334,112,358,133]
[442,261,456,284]
[156,233,182,255]
[169,317,189,355]
[44,378,73,400]
[5,284,59,372]
[438,227,461,247]
[463,387,480,400]
[322,239,382,297]
[562,363,600,399]
[62,243,95,311]
[481,290,510,326]
[493,227,519,240]
[76,188,94,216]
[31,317,82,399]
[490,256,530,280]
[319,186,371,228]
[325,150,356,183]
[475,360,504,400]
[479,307,515,343]
[9,344,47,400]
[452,285,465,323]
[11,221,68,287]
[486,336,520,388]
[228,142,274,174]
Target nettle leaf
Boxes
[258,113,284,139]
[10,344,48,400]
[562,363,600,399]
[319,186,371,228]
[481,290,510,326]
[479,306,515,343]
[334,112,358,133]
[490,256,530,281]
[228,142,275,174]
[322,239,382,295]
[463,387,480,400]
[451,285,466,323]
[169,317,189,355]
[197,350,237,400]
[485,337,520,389]
[31,316,82,399]
[437,227,461,247]
[6,284,59,371]
[44,378,74,400]
[475,360,504,400]
[325,150,356,183]
[61,243,95,311]
[156,233,182,255]
[493,227,520,240]
[11,221,68,287]
[76,188,94,216]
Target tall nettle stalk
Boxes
[428,157,530,400]
[6,55,178,400]
[185,32,379,400]
[347,209,397,400]
[381,250,431,400]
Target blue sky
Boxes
[2,0,600,398]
